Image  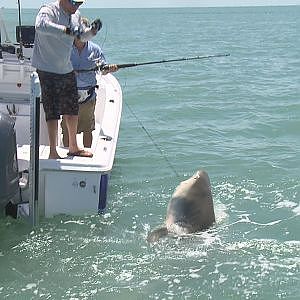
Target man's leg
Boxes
[78,100,95,148]
[64,114,80,154]
[62,132,69,148]
[61,72,93,157]
[83,131,93,148]
[61,117,69,147]
[46,119,61,159]
[64,115,93,157]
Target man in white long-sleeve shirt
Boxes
[32,0,101,159]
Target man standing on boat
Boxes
[32,0,101,159]
[61,18,118,148]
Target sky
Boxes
[1,0,300,9]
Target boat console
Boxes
[16,25,35,47]
[0,26,35,60]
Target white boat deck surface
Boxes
[17,124,114,173]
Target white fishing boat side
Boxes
[0,24,122,219]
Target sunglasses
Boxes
[69,0,84,7]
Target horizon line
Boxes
[2,4,300,9]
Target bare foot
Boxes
[48,150,63,159]
[67,149,93,158]
[48,154,63,159]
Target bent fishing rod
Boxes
[76,53,230,73]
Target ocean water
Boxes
[0,6,300,299]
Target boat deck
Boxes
[17,123,116,173]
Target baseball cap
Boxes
[70,0,85,5]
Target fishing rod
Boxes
[76,53,230,73]
[17,0,24,59]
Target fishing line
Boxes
[100,23,108,49]
[95,53,229,177]
[124,100,180,178]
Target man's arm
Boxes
[35,7,67,37]
[93,45,118,75]
[79,19,102,43]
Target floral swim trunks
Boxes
[37,70,79,121]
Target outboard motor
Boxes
[0,112,21,216]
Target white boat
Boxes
[0,21,122,221]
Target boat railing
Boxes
[29,72,40,226]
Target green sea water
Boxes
[0,6,299,299]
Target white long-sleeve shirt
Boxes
[32,1,81,74]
